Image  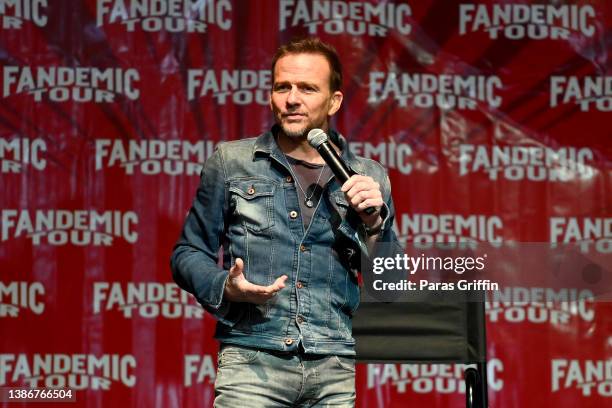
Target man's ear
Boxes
[328,90,343,116]
[269,91,273,112]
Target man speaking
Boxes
[171,37,398,407]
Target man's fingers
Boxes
[255,275,288,295]
[229,258,244,277]
[347,180,372,194]
[341,175,365,192]
[225,267,288,303]
[347,181,379,195]
[348,189,380,206]
[357,197,383,211]
[343,178,382,209]
[341,175,377,192]
[271,275,288,289]
[241,275,287,296]
[225,262,288,304]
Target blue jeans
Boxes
[214,344,356,407]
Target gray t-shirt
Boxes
[285,155,332,230]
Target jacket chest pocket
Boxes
[229,180,276,233]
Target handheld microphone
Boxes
[307,129,376,215]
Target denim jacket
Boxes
[171,128,398,356]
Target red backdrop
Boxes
[1,1,610,407]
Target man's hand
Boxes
[223,258,288,304]
[341,174,383,229]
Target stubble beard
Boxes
[279,119,311,140]
[280,118,327,140]
[281,124,308,139]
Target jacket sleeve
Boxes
[170,146,233,324]
[374,166,400,247]
[356,161,401,255]
[359,164,405,303]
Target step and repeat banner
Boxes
[0,1,610,407]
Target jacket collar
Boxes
[253,125,364,174]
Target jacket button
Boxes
[299,244,307,252]
[289,210,298,219]
[284,338,294,345]
[247,187,255,195]
[296,281,303,289]
[297,316,304,324]
[285,176,293,183]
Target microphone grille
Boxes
[307,129,328,148]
